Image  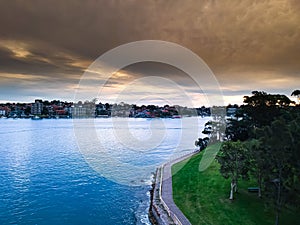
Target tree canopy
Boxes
[216,90,299,225]
[243,91,294,127]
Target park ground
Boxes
[172,144,299,225]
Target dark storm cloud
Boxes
[0,0,299,103]
[2,0,299,64]
[0,0,154,58]
[121,62,198,87]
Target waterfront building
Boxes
[70,102,96,118]
[31,99,43,115]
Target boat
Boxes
[31,115,42,120]
[172,115,182,119]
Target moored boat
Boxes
[31,115,42,120]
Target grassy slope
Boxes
[172,144,298,225]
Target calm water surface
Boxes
[0,117,208,225]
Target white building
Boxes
[0,110,6,116]
[70,103,95,118]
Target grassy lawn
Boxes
[172,144,299,225]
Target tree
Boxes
[291,90,300,104]
[243,91,293,127]
[24,106,31,115]
[202,121,212,135]
[225,91,294,142]
[195,137,209,151]
[245,139,269,198]
[225,117,250,141]
[216,141,250,200]
[256,118,298,225]
[211,106,226,141]
[91,98,98,104]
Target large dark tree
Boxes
[225,91,293,142]
[243,91,293,127]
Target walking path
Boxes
[160,151,198,225]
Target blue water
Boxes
[0,118,207,225]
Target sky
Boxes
[0,0,299,106]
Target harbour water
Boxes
[0,117,208,224]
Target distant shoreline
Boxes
[0,115,210,120]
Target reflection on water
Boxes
[0,117,209,224]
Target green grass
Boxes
[172,144,299,225]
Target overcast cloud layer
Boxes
[0,0,299,105]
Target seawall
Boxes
[149,151,199,225]
[148,167,176,225]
